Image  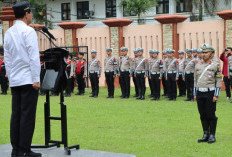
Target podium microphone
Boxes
[42,26,56,41]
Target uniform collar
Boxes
[15,20,27,26]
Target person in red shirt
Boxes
[220,48,232,100]
[0,47,8,95]
[74,52,87,95]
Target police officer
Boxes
[74,52,86,95]
[134,48,148,100]
[192,48,198,58]
[65,54,73,97]
[177,50,186,97]
[131,49,139,97]
[165,48,179,101]
[148,50,154,97]
[118,47,132,98]
[197,49,203,62]
[194,43,222,144]
[85,49,101,98]
[0,47,8,95]
[183,48,196,101]
[162,49,168,96]
[104,47,118,98]
[149,50,163,100]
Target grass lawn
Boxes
[0,87,232,157]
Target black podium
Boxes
[31,47,79,155]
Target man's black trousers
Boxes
[197,91,217,121]
[151,74,161,99]
[177,74,186,96]
[167,73,177,99]
[185,73,194,99]
[162,75,167,95]
[119,71,130,97]
[76,73,85,94]
[105,72,115,97]
[224,76,231,98]
[133,74,138,96]
[0,74,8,93]
[90,73,99,96]
[10,85,39,152]
[136,73,146,97]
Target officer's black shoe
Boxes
[65,94,71,97]
[79,93,84,96]
[124,96,129,99]
[89,95,95,97]
[172,98,176,101]
[120,95,125,99]
[151,98,156,101]
[140,96,145,100]
[168,98,173,101]
[185,98,191,101]
[17,151,42,157]
[156,98,160,100]
[208,134,216,144]
[198,131,209,143]
[136,96,142,100]
[133,95,139,98]
[93,95,98,98]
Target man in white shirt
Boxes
[4,1,41,157]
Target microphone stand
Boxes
[32,29,80,155]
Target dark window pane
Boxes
[77,1,89,19]
[106,0,116,17]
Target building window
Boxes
[106,0,116,18]
[77,1,89,19]
[156,0,169,14]
[176,0,192,13]
[61,3,71,20]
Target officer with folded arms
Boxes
[194,43,222,144]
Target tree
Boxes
[120,0,157,24]
[20,0,53,28]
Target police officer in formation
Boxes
[165,48,179,101]
[74,52,87,95]
[177,50,186,97]
[162,50,168,96]
[148,50,154,97]
[194,43,222,144]
[134,48,148,100]
[104,48,118,98]
[85,49,101,98]
[148,50,163,100]
[0,47,8,95]
[118,47,132,98]
[132,49,139,97]
[183,48,196,101]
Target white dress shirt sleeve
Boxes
[4,34,11,80]
[25,29,41,83]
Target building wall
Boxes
[0,25,3,46]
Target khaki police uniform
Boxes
[177,50,186,97]
[162,50,168,96]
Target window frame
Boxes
[77,1,90,19]
[176,0,192,13]
[156,0,169,14]
[105,0,117,18]
[61,3,71,20]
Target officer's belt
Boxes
[121,70,129,72]
[151,72,160,75]
[105,70,114,73]
[167,71,176,74]
[185,71,194,74]
[197,87,215,92]
[89,71,99,74]
[179,73,183,75]
[136,71,146,74]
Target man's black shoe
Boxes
[17,151,42,157]
[89,95,95,97]
[185,98,191,101]
[198,131,209,143]
[208,134,216,144]
[124,96,129,99]
[11,149,17,157]
[136,96,141,100]
[93,95,98,98]
[140,96,145,100]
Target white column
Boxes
[116,0,123,18]
[169,0,176,14]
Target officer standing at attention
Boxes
[104,47,118,98]
[0,47,8,95]
[118,47,132,98]
[183,49,196,101]
[131,49,139,97]
[149,50,163,100]
[4,1,41,156]
[177,50,186,97]
[192,48,198,59]
[162,49,168,96]
[134,48,148,100]
[85,49,101,98]
[165,48,179,101]
[148,50,154,97]
[194,43,222,144]
[197,49,203,62]
[74,52,87,95]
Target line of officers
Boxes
[53,44,220,102]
